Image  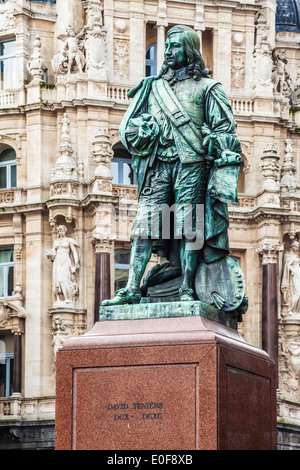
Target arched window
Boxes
[146,43,157,77]
[114,249,130,291]
[111,144,136,185]
[0,147,16,188]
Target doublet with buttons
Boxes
[148,74,219,163]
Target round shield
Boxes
[195,256,245,311]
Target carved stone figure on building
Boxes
[231,52,245,89]
[291,65,300,107]
[52,25,86,75]
[271,49,293,97]
[47,225,80,307]
[0,0,16,31]
[281,239,300,315]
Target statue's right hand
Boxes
[126,114,159,155]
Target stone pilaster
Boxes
[194,1,205,52]
[156,0,168,72]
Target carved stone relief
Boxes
[0,300,26,334]
[91,128,113,178]
[0,0,16,32]
[253,28,273,92]
[90,128,113,194]
[260,143,281,191]
[51,315,75,358]
[85,15,107,80]
[49,311,86,363]
[281,139,300,195]
[279,322,300,402]
[113,39,129,79]
[231,52,245,89]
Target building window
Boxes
[146,43,157,77]
[114,249,130,291]
[111,145,136,185]
[0,147,16,188]
[0,334,14,398]
[0,247,14,298]
[0,39,17,90]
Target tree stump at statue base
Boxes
[55,315,277,450]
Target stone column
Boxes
[257,242,283,384]
[7,304,26,397]
[92,233,114,323]
[13,333,22,395]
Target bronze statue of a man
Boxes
[103,25,242,307]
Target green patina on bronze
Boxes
[100,301,241,330]
[101,25,248,326]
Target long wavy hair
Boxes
[157,25,210,80]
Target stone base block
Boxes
[55,315,277,450]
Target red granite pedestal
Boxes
[55,316,277,450]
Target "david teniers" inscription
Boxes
[107,402,163,421]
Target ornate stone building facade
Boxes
[0,0,299,449]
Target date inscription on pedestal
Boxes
[108,401,163,421]
[72,364,196,450]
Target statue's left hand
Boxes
[214,149,242,168]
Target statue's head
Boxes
[66,26,75,37]
[57,225,67,237]
[160,25,209,79]
[291,239,300,251]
